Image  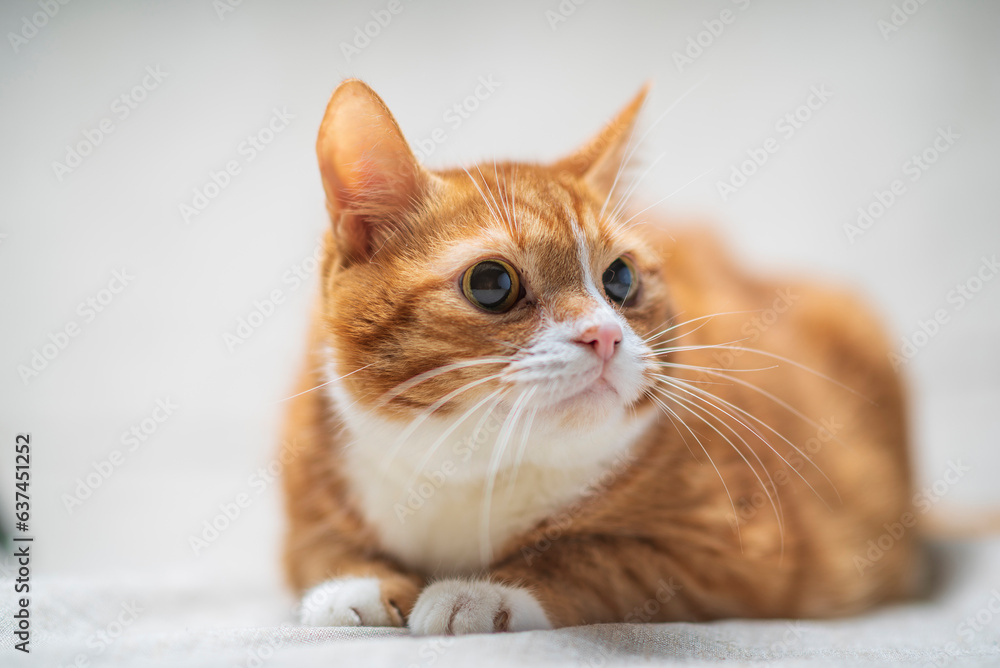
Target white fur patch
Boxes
[504,308,645,410]
[331,375,652,576]
[298,576,397,627]
[409,579,551,635]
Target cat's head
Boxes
[316,79,671,453]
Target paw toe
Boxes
[409,579,550,635]
[299,577,398,627]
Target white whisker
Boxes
[662,359,852,450]
[276,362,374,403]
[616,166,716,232]
[642,310,761,346]
[650,384,785,552]
[600,76,708,224]
[505,400,540,499]
[646,389,743,552]
[374,357,512,408]
[403,386,508,490]
[479,387,536,565]
[462,166,508,235]
[657,373,840,506]
[380,371,507,474]
[688,345,871,403]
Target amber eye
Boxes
[462,260,521,313]
[602,257,637,305]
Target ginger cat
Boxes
[280,79,917,634]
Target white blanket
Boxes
[4,539,998,667]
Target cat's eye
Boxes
[462,260,521,313]
[602,257,637,305]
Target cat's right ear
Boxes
[553,83,649,200]
[316,79,432,264]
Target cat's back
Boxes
[648,223,904,400]
[629,221,917,615]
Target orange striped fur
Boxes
[280,79,917,633]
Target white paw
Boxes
[408,579,551,635]
[298,577,399,627]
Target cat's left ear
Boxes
[554,83,649,197]
[316,79,433,264]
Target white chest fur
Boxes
[329,382,651,577]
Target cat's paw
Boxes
[298,576,405,627]
[408,579,551,635]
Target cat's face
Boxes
[317,80,669,440]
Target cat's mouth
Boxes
[501,339,646,419]
[533,366,622,415]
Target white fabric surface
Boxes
[2,1,999,667]
[3,538,999,667]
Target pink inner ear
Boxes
[322,97,422,210]
[334,155,380,205]
[317,80,429,260]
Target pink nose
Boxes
[577,322,623,361]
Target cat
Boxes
[280,78,918,634]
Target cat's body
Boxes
[281,80,917,633]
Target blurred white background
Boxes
[0,0,997,593]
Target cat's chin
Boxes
[537,377,629,426]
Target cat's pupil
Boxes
[603,258,634,305]
[464,260,518,312]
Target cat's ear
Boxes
[554,83,649,197]
[317,79,431,263]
